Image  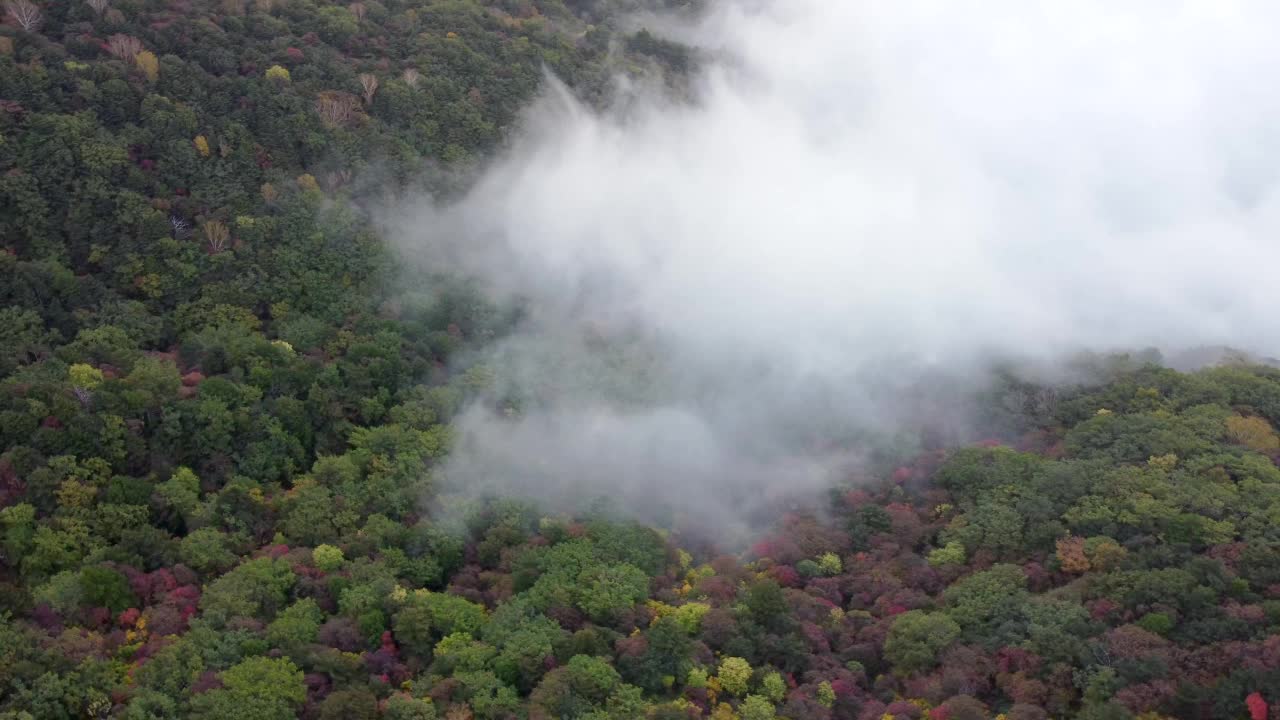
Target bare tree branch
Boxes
[315,91,360,127]
[358,73,379,106]
[106,34,143,61]
[202,220,230,254]
[5,0,42,32]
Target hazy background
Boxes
[393,0,1280,536]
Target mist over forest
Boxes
[2,1,1280,719]
[399,0,1280,532]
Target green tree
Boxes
[383,693,438,720]
[80,565,136,611]
[266,598,323,649]
[717,656,752,697]
[134,638,206,700]
[179,527,239,574]
[530,654,630,719]
[884,610,962,673]
[200,556,295,620]
[280,483,351,546]
[928,541,966,567]
[759,671,786,702]
[0,504,36,564]
[156,468,203,528]
[313,544,345,572]
[191,656,305,720]
[0,307,57,375]
[318,689,379,720]
[943,564,1029,641]
[576,563,649,623]
[740,695,777,720]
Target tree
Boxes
[280,482,353,545]
[200,556,295,619]
[80,565,136,611]
[940,695,990,720]
[157,468,203,528]
[4,0,40,32]
[313,544,344,572]
[0,307,56,375]
[492,620,562,692]
[316,92,360,127]
[417,591,487,636]
[884,610,961,673]
[1057,535,1091,574]
[743,579,790,631]
[529,655,627,719]
[816,681,835,708]
[201,220,229,253]
[1084,536,1127,571]
[0,504,36,564]
[136,51,159,82]
[759,672,785,702]
[816,552,842,575]
[432,632,497,675]
[359,74,379,106]
[576,563,648,623]
[740,695,777,720]
[191,656,305,720]
[717,657,752,697]
[393,589,486,659]
[1246,692,1267,720]
[133,639,206,700]
[1226,415,1280,452]
[928,541,966,567]
[453,670,521,719]
[69,363,104,408]
[384,694,438,720]
[266,598,322,648]
[318,689,378,720]
[106,34,143,61]
[943,564,1029,640]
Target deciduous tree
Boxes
[4,0,40,32]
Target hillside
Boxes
[4,2,1280,720]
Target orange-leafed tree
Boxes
[1055,536,1090,574]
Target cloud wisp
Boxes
[395,0,1280,534]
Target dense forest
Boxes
[4,1,1280,719]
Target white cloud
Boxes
[397,0,1280,527]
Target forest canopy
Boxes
[3,1,1280,720]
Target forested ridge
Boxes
[5,2,1280,720]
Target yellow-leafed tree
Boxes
[265,64,290,83]
[1226,415,1280,453]
[135,50,158,81]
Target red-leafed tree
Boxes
[1247,692,1268,720]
